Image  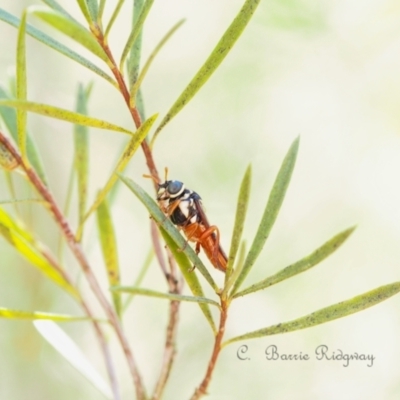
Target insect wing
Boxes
[193,196,211,228]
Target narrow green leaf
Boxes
[0,99,133,135]
[160,228,217,333]
[135,88,146,122]
[98,0,106,21]
[119,0,154,72]
[0,308,90,321]
[80,114,157,230]
[151,0,262,146]
[0,207,79,298]
[86,0,99,23]
[76,0,92,24]
[127,0,144,87]
[231,137,300,295]
[41,0,80,23]
[119,175,219,292]
[97,198,121,317]
[224,282,400,345]
[225,165,251,284]
[104,0,125,37]
[16,10,27,162]
[0,8,116,87]
[34,321,113,399]
[73,84,90,228]
[32,7,108,62]
[234,226,356,298]
[225,240,247,294]
[0,198,43,205]
[130,19,185,107]
[0,85,48,184]
[57,163,76,261]
[113,286,220,307]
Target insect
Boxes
[147,171,227,273]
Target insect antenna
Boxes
[143,173,160,184]
[143,167,169,185]
[164,167,169,183]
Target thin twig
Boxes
[150,219,168,277]
[80,300,121,400]
[0,132,145,400]
[190,300,229,400]
[95,32,160,184]
[95,29,184,399]
[26,231,121,400]
[151,240,181,400]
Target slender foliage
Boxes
[0,2,398,399]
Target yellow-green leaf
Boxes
[231,137,299,295]
[96,198,121,317]
[151,0,261,147]
[0,8,116,87]
[224,282,400,345]
[130,19,185,107]
[0,99,133,135]
[0,308,90,321]
[127,0,145,87]
[76,0,92,24]
[119,0,154,72]
[86,0,99,23]
[0,207,79,298]
[41,0,78,22]
[32,7,108,62]
[0,198,43,205]
[105,0,125,37]
[73,84,91,229]
[98,0,106,21]
[113,286,219,307]
[234,226,356,298]
[80,114,157,229]
[225,165,251,286]
[16,10,27,162]
[160,228,217,333]
[0,85,48,184]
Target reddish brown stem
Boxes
[40,246,121,395]
[95,29,182,399]
[0,132,145,400]
[151,252,181,400]
[80,301,121,400]
[97,33,160,183]
[190,300,229,400]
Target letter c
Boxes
[237,344,250,360]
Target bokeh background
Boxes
[1,0,400,399]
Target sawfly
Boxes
[146,171,227,272]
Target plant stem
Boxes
[0,132,145,400]
[96,27,183,399]
[80,301,121,400]
[24,228,121,400]
[190,299,229,400]
[151,247,181,400]
[96,32,160,183]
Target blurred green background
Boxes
[1,0,400,399]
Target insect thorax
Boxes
[169,189,201,226]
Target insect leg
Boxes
[198,225,221,264]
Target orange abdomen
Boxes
[183,223,227,272]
